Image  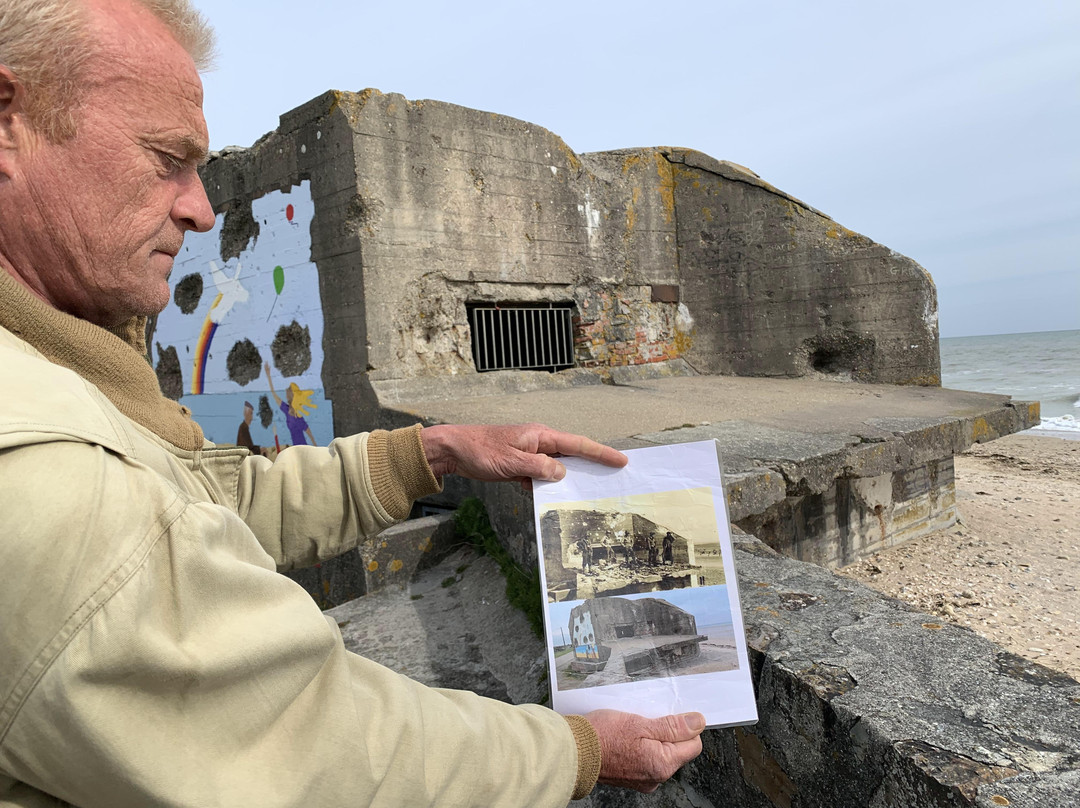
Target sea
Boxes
[940,329,1080,439]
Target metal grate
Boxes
[468,303,575,373]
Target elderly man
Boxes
[0,1,705,806]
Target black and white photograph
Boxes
[539,486,727,603]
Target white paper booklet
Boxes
[532,439,757,728]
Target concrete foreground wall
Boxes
[679,530,1079,808]
[197,88,939,438]
[325,531,1079,808]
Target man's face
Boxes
[1,0,214,327]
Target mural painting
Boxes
[153,181,333,450]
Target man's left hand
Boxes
[420,423,627,487]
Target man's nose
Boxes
[174,169,215,233]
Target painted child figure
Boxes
[264,361,317,447]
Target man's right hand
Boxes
[586,709,706,793]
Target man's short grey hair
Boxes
[0,0,216,142]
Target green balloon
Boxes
[273,265,284,295]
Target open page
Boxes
[533,440,757,728]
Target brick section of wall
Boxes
[572,286,686,368]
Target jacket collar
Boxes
[0,268,204,451]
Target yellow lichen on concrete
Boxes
[328,88,381,129]
[621,153,643,174]
[326,89,346,115]
[367,560,379,572]
[555,139,582,173]
[898,372,941,386]
[673,325,694,355]
[389,559,404,573]
[625,186,641,234]
[824,222,868,244]
[656,152,677,224]
[972,416,995,443]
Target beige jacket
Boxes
[0,275,598,807]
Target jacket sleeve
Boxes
[235,424,442,570]
[0,440,578,808]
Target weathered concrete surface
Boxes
[327,549,548,704]
[381,374,1038,569]
[198,89,941,442]
[667,150,940,386]
[321,530,1079,807]
[705,529,1079,808]
[285,512,456,608]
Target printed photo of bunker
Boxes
[539,486,739,689]
[547,588,740,690]
[539,486,725,603]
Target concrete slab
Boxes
[377,374,1035,446]
[377,373,1038,569]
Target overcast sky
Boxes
[194,0,1079,338]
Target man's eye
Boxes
[156,150,185,173]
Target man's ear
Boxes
[0,65,28,173]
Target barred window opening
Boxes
[468,302,575,373]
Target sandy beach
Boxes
[839,432,1080,680]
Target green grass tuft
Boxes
[453,497,543,639]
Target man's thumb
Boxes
[648,712,706,743]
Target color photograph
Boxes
[548,588,739,691]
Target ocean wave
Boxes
[1030,414,1080,434]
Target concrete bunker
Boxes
[191,88,1069,807]
[193,86,1038,576]
[568,596,705,677]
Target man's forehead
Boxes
[83,32,210,160]
[86,0,186,52]
[83,0,206,104]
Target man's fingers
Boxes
[420,423,624,484]
[536,429,628,468]
[516,451,565,482]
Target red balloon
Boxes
[286,204,294,222]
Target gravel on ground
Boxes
[838,433,1080,679]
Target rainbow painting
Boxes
[190,293,223,395]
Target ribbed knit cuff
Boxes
[367,424,442,520]
[564,714,602,800]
